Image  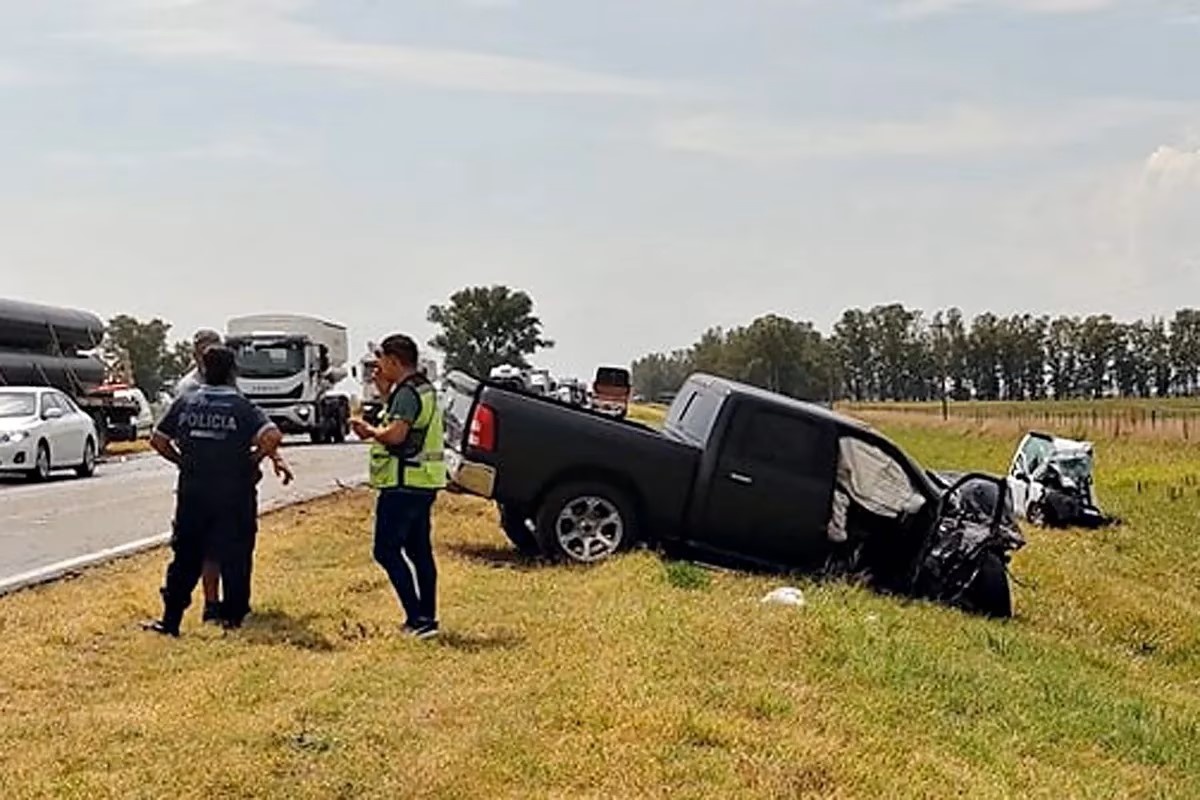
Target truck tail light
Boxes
[468,403,496,452]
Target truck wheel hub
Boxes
[555,496,623,563]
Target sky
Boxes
[2,0,1199,379]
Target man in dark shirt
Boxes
[144,346,292,637]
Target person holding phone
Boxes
[349,334,447,640]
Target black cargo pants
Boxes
[161,488,258,626]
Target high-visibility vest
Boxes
[368,376,447,491]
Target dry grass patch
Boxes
[103,439,153,457]
[2,421,1200,798]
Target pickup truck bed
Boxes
[443,372,699,555]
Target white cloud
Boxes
[1122,143,1200,291]
[891,0,1126,16]
[656,100,1186,162]
[63,0,658,96]
[47,132,301,169]
[1144,145,1200,187]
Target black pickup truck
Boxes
[442,371,1024,617]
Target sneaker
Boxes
[141,619,180,638]
[202,601,223,624]
[403,622,439,640]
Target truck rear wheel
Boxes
[535,481,638,564]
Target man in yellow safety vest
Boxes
[350,334,447,639]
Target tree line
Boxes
[632,305,1200,403]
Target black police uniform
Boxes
[154,384,274,629]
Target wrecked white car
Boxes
[1008,432,1113,528]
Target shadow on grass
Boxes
[446,542,547,571]
[437,629,526,653]
[238,609,337,653]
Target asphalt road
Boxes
[0,441,367,587]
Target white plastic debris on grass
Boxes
[761,587,806,607]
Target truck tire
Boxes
[960,553,1013,619]
[498,504,539,555]
[331,405,347,444]
[311,428,327,445]
[535,481,638,564]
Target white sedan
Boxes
[0,387,99,481]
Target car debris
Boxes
[761,587,807,607]
[1007,432,1114,529]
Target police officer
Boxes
[144,346,293,636]
[175,327,226,622]
[349,334,447,639]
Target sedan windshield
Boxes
[1053,455,1093,484]
[0,393,37,418]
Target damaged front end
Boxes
[1008,433,1114,529]
[911,474,1025,618]
[822,434,1024,618]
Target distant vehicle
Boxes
[226,314,351,444]
[0,386,99,481]
[553,378,587,407]
[527,368,554,397]
[488,364,527,391]
[113,386,154,438]
[358,343,439,425]
[591,366,631,418]
[441,371,1023,618]
[0,298,141,448]
[1008,432,1112,528]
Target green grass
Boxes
[2,419,1200,798]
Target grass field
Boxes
[2,416,1199,798]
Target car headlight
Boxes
[0,430,29,444]
[296,406,311,418]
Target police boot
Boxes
[202,601,223,624]
[142,606,184,637]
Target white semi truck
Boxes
[226,314,351,444]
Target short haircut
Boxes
[378,334,418,367]
[193,328,223,351]
[202,345,238,386]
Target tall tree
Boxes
[631,349,692,400]
[427,286,554,377]
[104,315,174,395]
[162,340,195,388]
[832,309,874,401]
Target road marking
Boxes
[0,475,365,597]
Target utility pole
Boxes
[932,318,949,421]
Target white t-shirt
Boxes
[175,368,203,397]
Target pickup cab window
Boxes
[667,387,723,445]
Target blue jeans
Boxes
[373,489,437,627]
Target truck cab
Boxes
[226,314,350,444]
